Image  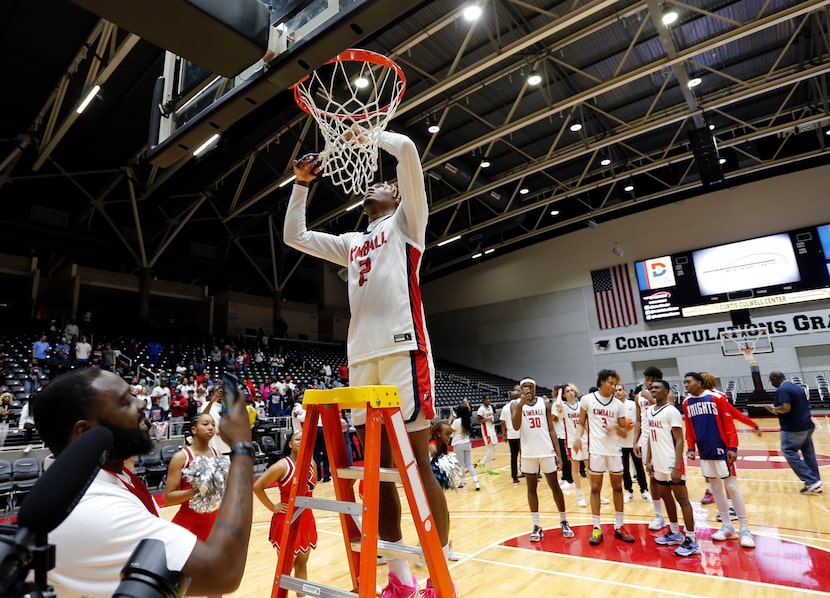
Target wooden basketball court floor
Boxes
[161,415,830,597]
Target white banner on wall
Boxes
[592,306,830,354]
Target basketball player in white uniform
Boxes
[476,395,499,474]
[573,369,633,545]
[644,379,699,557]
[286,131,449,598]
[510,378,573,542]
[633,366,667,530]
[558,383,595,508]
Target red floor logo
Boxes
[687,449,830,470]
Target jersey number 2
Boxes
[358,258,371,286]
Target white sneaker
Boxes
[641,491,652,501]
[712,525,739,541]
[577,495,587,507]
[739,528,756,548]
[559,481,574,489]
[600,496,610,505]
[648,514,666,531]
[623,491,633,503]
[23,444,33,454]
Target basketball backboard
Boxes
[147,0,430,168]
[720,325,773,365]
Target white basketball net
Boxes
[294,50,405,197]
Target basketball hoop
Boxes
[293,49,406,196]
[739,347,757,365]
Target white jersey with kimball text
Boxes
[579,392,624,457]
[284,132,430,364]
[646,403,685,476]
[519,398,555,459]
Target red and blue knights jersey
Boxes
[284,132,430,364]
[682,392,739,460]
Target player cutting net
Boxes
[284,50,453,598]
[293,48,406,196]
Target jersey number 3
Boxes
[358,258,371,286]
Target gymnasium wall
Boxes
[422,164,830,390]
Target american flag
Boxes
[591,264,639,330]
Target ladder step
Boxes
[279,575,357,598]
[295,496,362,517]
[350,539,425,563]
[336,465,401,483]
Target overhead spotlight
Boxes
[624,183,634,192]
[611,245,625,257]
[527,71,542,86]
[437,234,462,247]
[480,158,491,168]
[462,4,482,21]
[600,157,612,166]
[484,248,495,255]
[192,133,221,157]
[587,218,599,230]
[708,122,715,131]
[427,123,440,134]
[472,252,483,259]
[354,76,370,89]
[76,84,101,114]
[719,157,726,165]
[569,120,583,132]
[550,209,560,216]
[825,127,830,136]
[661,4,678,26]
[519,187,529,195]
[687,77,702,88]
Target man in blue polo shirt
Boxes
[32,334,50,361]
[767,371,821,494]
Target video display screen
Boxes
[634,223,830,321]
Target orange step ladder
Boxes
[271,385,455,598]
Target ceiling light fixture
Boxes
[661,4,678,26]
[345,200,362,212]
[587,218,599,230]
[708,123,715,131]
[569,120,583,132]
[462,4,482,21]
[519,187,529,195]
[192,133,221,157]
[719,157,727,165]
[427,123,440,134]
[484,248,495,255]
[480,158,491,168]
[437,235,462,247]
[687,77,702,88]
[550,209,560,216]
[76,84,101,114]
[278,174,297,188]
[472,252,483,259]
[624,183,634,192]
[354,76,369,89]
[527,71,542,86]
[600,157,612,166]
[611,245,625,257]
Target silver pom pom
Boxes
[436,453,464,489]
[183,455,230,513]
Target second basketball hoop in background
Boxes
[292,49,406,197]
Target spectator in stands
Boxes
[101,341,116,371]
[23,359,42,396]
[32,333,50,362]
[151,378,172,413]
[169,390,189,436]
[146,339,163,366]
[33,368,254,596]
[291,397,306,434]
[63,319,79,345]
[75,334,92,368]
[260,377,274,407]
[0,392,13,423]
[767,371,821,494]
[149,396,169,441]
[210,345,222,364]
[54,335,71,375]
[254,349,265,364]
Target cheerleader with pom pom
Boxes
[165,413,228,598]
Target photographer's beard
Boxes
[101,418,154,461]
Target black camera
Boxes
[114,539,189,598]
